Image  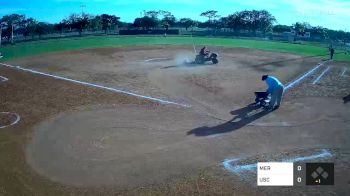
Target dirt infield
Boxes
[1,46,350,195]
[7,46,325,114]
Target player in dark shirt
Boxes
[199,46,209,57]
[329,47,335,60]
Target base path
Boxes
[0,62,188,107]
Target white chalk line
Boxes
[190,33,197,55]
[0,75,9,82]
[223,149,332,174]
[0,112,21,129]
[201,61,331,131]
[312,66,331,85]
[193,61,331,128]
[144,57,171,62]
[0,62,190,107]
[341,67,347,77]
[284,61,327,91]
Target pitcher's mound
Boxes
[26,104,210,187]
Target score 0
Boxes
[294,163,306,186]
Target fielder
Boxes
[329,47,335,60]
[262,75,285,110]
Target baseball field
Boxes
[0,36,349,195]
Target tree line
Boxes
[1,9,350,44]
[130,10,276,35]
[0,13,123,44]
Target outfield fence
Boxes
[1,28,348,53]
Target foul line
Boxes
[284,61,326,91]
[341,67,347,77]
[0,62,190,107]
[0,76,9,82]
[312,66,331,85]
[144,57,170,62]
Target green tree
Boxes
[273,25,291,33]
[257,10,276,34]
[200,10,218,23]
[218,16,228,28]
[144,10,159,18]
[161,13,176,28]
[133,16,158,30]
[0,21,6,46]
[226,13,243,33]
[66,14,79,31]
[101,14,120,34]
[88,15,102,31]
[235,10,251,31]
[75,14,90,35]
[178,18,195,30]
[0,14,26,43]
[231,10,276,34]
[292,22,308,41]
[65,13,90,35]
[200,10,219,29]
[309,26,328,40]
[23,18,37,39]
[35,22,48,38]
[54,22,66,34]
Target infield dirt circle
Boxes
[8,46,349,189]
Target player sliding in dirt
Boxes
[199,46,210,57]
[193,46,218,64]
[262,75,285,110]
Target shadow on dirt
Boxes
[343,94,350,104]
[161,63,216,69]
[249,54,328,72]
[187,104,273,137]
[251,54,328,67]
[161,65,178,69]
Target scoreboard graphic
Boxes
[257,162,334,186]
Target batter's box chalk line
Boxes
[312,66,331,85]
[0,75,9,82]
[284,61,329,91]
[0,63,190,108]
[0,112,21,129]
[222,149,332,174]
[341,67,348,77]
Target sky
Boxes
[0,0,349,31]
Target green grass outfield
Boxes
[1,36,349,62]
